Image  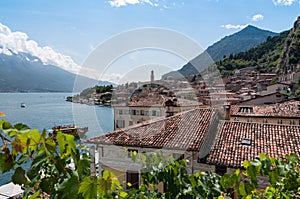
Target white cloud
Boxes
[108,0,154,7]
[252,14,264,22]
[0,23,81,74]
[273,0,296,6]
[108,0,182,8]
[221,24,248,29]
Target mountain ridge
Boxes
[0,51,112,92]
[162,25,278,79]
[212,16,300,77]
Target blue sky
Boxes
[0,0,300,82]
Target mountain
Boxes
[0,22,112,92]
[213,16,300,76]
[162,25,278,79]
[0,51,112,92]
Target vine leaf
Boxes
[12,167,28,185]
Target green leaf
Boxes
[6,130,18,138]
[14,123,30,131]
[268,171,279,185]
[28,191,41,199]
[78,177,98,199]
[119,191,128,198]
[31,151,47,169]
[44,137,56,154]
[220,173,233,190]
[57,172,80,199]
[12,167,28,185]
[40,176,57,195]
[77,155,91,179]
[286,153,299,164]
[2,120,12,129]
[0,149,14,172]
[28,130,41,152]
[65,133,76,154]
[239,183,247,196]
[251,159,261,167]
[243,160,250,168]
[57,131,66,154]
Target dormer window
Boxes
[238,107,253,114]
[241,138,252,146]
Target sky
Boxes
[0,0,300,83]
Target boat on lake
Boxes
[52,125,88,138]
[20,102,26,108]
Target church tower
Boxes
[150,70,154,84]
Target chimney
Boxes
[224,104,231,120]
[165,99,175,117]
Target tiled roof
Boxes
[206,121,300,168]
[231,100,300,117]
[85,108,216,151]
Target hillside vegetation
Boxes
[163,25,277,79]
[214,17,300,77]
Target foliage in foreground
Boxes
[1,119,300,198]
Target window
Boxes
[215,166,227,176]
[118,110,123,115]
[238,107,253,114]
[126,171,139,189]
[136,110,140,115]
[124,110,130,115]
[277,119,283,124]
[156,110,161,116]
[129,121,133,126]
[116,120,125,128]
[132,110,136,115]
[263,119,268,123]
[152,110,157,116]
[145,111,149,116]
[247,118,252,123]
[140,110,145,116]
[241,138,252,146]
[290,120,295,125]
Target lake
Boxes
[0,93,114,185]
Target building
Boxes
[113,84,202,130]
[85,106,300,191]
[257,82,290,96]
[229,100,300,125]
[85,108,219,191]
[238,92,288,105]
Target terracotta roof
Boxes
[85,108,216,151]
[231,100,300,117]
[206,121,300,168]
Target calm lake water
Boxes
[0,93,114,185]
